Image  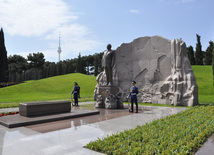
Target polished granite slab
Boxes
[0,109,100,128]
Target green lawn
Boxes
[0,73,96,103]
[192,65,214,103]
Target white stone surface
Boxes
[94,36,198,106]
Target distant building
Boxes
[57,33,62,62]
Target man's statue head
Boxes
[107,44,112,50]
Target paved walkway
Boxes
[0,102,189,155]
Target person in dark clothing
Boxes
[127,80,139,113]
[71,82,80,106]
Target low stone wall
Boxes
[19,101,71,117]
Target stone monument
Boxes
[94,36,198,107]
[94,44,124,109]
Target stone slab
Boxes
[19,101,71,117]
[0,109,100,128]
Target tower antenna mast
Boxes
[57,32,62,62]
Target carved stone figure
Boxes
[94,95,103,108]
[102,44,114,85]
[94,35,198,107]
[105,89,118,109]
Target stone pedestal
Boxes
[94,86,123,109]
[98,86,119,101]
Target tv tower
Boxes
[57,32,62,62]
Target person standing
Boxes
[128,81,139,113]
[102,44,114,85]
[72,82,80,106]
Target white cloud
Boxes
[43,24,102,61]
[0,0,77,36]
[43,24,101,61]
[130,9,140,14]
[0,0,102,61]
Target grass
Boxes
[0,73,96,104]
[192,65,214,103]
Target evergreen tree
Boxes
[213,48,214,86]
[27,52,45,80]
[204,41,214,65]
[212,48,214,87]
[187,45,195,65]
[68,59,75,73]
[8,55,27,82]
[76,53,86,74]
[57,61,63,75]
[0,28,8,82]
[51,63,57,76]
[94,54,99,76]
[195,34,203,65]
[98,52,104,73]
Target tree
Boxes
[57,61,63,75]
[94,54,99,76]
[93,52,104,76]
[50,63,57,77]
[187,46,195,65]
[213,48,214,86]
[43,61,52,78]
[204,41,214,65]
[83,55,94,75]
[76,53,86,74]
[8,55,27,82]
[27,52,45,80]
[0,28,8,82]
[67,59,75,73]
[195,34,203,65]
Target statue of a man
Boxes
[102,44,114,85]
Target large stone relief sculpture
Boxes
[94,36,198,107]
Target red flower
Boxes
[0,111,20,117]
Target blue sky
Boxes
[0,0,213,62]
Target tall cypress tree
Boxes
[204,41,214,65]
[76,53,86,74]
[195,34,203,65]
[187,45,195,65]
[212,48,214,87]
[0,28,8,82]
[94,54,99,76]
